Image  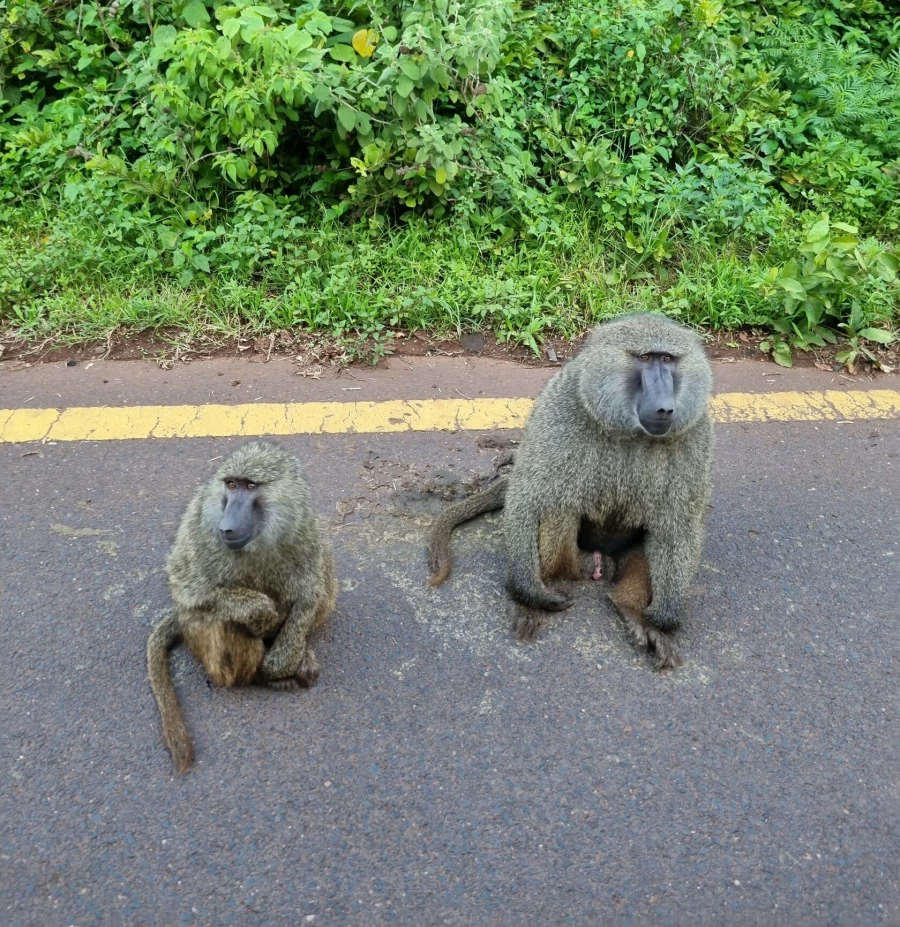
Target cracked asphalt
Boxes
[0,355,897,926]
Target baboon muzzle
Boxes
[637,362,676,436]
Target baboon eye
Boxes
[247,482,257,491]
[226,480,237,490]
[639,353,651,361]
[662,354,674,363]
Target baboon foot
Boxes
[626,618,650,651]
[620,611,682,671]
[646,627,682,671]
[591,552,603,581]
[295,648,321,688]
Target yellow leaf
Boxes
[435,165,447,185]
[352,29,378,58]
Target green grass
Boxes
[1,198,807,355]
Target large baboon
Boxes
[427,313,714,668]
[147,441,338,773]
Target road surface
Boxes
[1,353,897,926]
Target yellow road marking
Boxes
[0,390,897,444]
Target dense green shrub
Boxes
[0,0,897,350]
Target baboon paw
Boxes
[296,650,321,688]
[653,650,682,672]
[268,677,300,692]
[647,631,682,671]
[628,625,650,650]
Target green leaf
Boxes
[624,231,642,253]
[778,278,806,298]
[192,253,210,273]
[805,218,830,243]
[396,75,414,98]
[857,328,896,345]
[383,26,398,42]
[635,42,646,60]
[285,27,313,53]
[773,343,793,367]
[182,0,210,28]
[239,11,264,41]
[337,104,356,132]
[329,44,356,63]
[400,60,420,80]
[434,165,447,185]
[153,24,178,47]
[875,253,899,282]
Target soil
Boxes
[0,323,897,376]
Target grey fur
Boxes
[427,312,714,665]
[147,441,338,773]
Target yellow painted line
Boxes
[709,389,900,423]
[0,390,897,444]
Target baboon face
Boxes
[631,351,680,436]
[218,477,264,550]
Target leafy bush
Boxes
[757,214,898,366]
[0,0,897,351]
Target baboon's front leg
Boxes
[259,595,321,690]
[608,552,681,671]
[213,588,282,637]
[643,515,703,633]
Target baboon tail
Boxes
[147,613,194,775]
[427,477,508,586]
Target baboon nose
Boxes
[657,407,674,416]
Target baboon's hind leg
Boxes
[608,551,681,671]
[269,548,338,691]
[538,514,583,582]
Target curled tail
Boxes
[147,613,194,774]
[427,477,508,586]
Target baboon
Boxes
[147,441,338,773]
[427,312,714,669]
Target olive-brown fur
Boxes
[147,441,338,773]
[426,313,713,668]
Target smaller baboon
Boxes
[427,312,714,669]
[147,441,338,773]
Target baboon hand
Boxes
[223,589,281,637]
[265,650,321,690]
[232,588,277,616]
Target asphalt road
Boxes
[0,357,898,926]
